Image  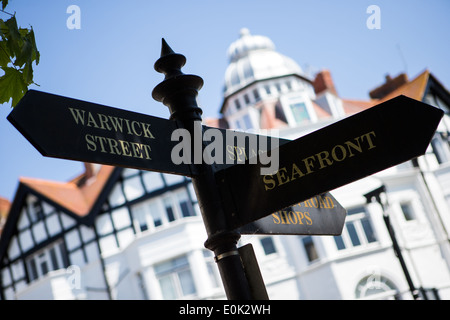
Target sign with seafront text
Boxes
[216,95,444,230]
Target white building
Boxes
[1,29,450,300]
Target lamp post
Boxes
[364,185,420,300]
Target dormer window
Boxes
[290,102,310,124]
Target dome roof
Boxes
[224,29,304,96]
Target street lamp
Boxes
[364,185,420,300]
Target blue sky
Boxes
[1,0,449,201]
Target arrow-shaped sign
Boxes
[7,90,195,176]
[215,95,444,230]
[237,192,347,235]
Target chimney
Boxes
[313,70,338,96]
[369,73,408,99]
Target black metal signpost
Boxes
[7,39,444,300]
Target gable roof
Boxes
[0,164,119,259]
[19,165,115,217]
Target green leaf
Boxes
[0,67,27,107]
[0,40,11,66]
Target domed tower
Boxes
[220,29,320,130]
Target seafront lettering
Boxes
[263,131,377,191]
[271,194,335,225]
[68,107,155,160]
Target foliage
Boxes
[0,0,40,107]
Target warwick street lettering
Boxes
[7,90,193,176]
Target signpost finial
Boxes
[152,39,203,121]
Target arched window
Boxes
[355,274,399,299]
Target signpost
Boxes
[215,95,444,230]
[6,38,444,300]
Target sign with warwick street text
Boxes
[7,90,195,176]
[216,95,444,230]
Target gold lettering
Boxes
[331,144,347,161]
[96,136,108,153]
[276,167,290,186]
[345,137,362,157]
[131,142,144,158]
[98,113,112,130]
[85,134,96,151]
[69,107,85,125]
[234,146,247,162]
[280,211,290,224]
[304,212,312,225]
[302,156,315,174]
[361,131,377,149]
[310,197,319,208]
[263,175,276,191]
[294,211,303,224]
[131,121,142,136]
[316,150,333,169]
[226,145,236,161]
[108,116,124,133]
[86,112,99,128]
[291,163,305,180]
[303,199,312,208]
[272,213,281,224]
[124,119,133,135]
[324,196,334,208]
[119,140,132,157]
[141,122,155,139]
[141,144,152,160]
[288,211,298,224]
[262,131,378,191]
[107,137,121,155]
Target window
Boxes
[244,94,250,105]
[431,133,450,164]
[275,83,281,93]
[154,256,197,299]
[290,102,310,124]
[400,202,415,221]
[26,241,68,282]
[264,85,271,95]
[242,114,253,129]
[260,237,276,255]
[355,275,399,299]
[253,89,260,102]
[302,236,319,262]
[285,81,292,90]
[164,198,176,222]
[203,250,220,288]
[334,206,377,250]
[177,191,194,218]
[235,99,241,110]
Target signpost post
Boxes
[7,38,444,300]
